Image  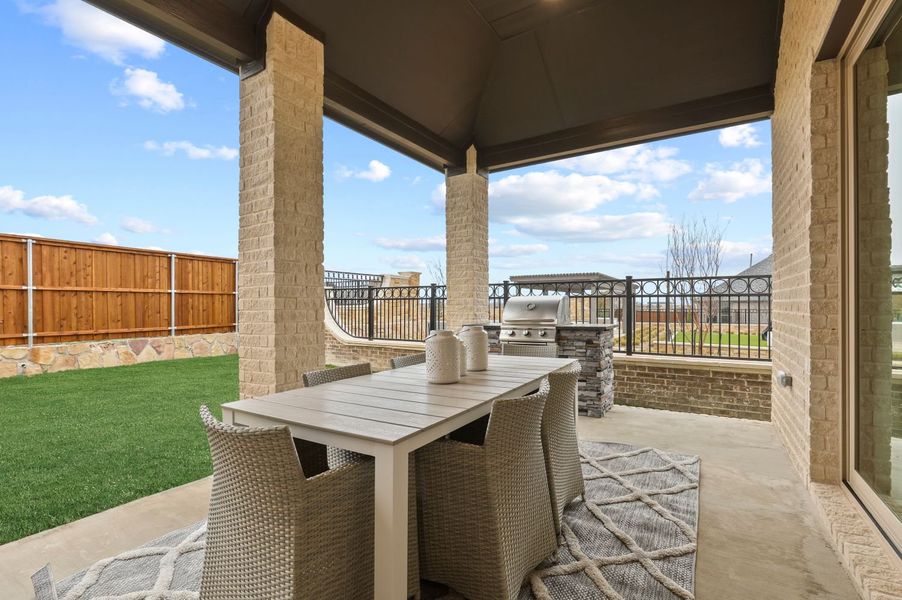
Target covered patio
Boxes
[14,0,901,598]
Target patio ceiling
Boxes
[87,0,783,171]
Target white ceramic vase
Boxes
[460,325,489,371]
[425,330,460,384]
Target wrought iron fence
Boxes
[325,274,772,360]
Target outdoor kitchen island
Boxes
[484,323,615,417]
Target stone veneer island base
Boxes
[483,323,614,417]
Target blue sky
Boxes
[1,0,773,283]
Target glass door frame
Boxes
[842,0,902,551]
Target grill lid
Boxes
[501,296,570,325]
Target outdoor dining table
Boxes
[220,353,578,600]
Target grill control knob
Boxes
[538,330,547,337]
[523,330,531,336]
[507,330,515,336]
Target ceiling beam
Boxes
[85,0,257,72]
[478,85,774,172]
[324,73,466,171]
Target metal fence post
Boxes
[26,238,34,347]
[367,285,375,340]
[428,283,437,333]
[502,279,510,307]
[170,254,177,337]
[625,275,634,355]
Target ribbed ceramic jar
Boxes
[425,330,460,384]
[456,337,467,377]
[460,325,489,371]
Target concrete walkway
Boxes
[0,406,858,599]
[0,478,211,599]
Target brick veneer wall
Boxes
[324,329,424,372]
[771,0,838,485]
[614,356,772,421]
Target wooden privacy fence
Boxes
[0,234,237,347]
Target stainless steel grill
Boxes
[500,296,570,345]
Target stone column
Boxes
[238,12,325,398]
[445,146,489,330]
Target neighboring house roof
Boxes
[509,272,617,283]
[735,254,773,277]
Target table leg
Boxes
[374,446,409,600]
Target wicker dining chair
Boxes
[416,390,557,600]
[539,361,585,532]
[300,362,420,597]
[501,343,559,358]
[302,362,371,386]
[199,405,378,599]
[390,352,426,369]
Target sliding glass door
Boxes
[849,0,902,548]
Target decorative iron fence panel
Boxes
[326,275,772,360]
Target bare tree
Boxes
[662,216,725,354]
[427,259,446,287]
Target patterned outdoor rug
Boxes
[33,441,699,600]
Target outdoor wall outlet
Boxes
[776,371,793,387]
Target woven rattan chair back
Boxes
[539,362,585,532]
[302,362,371,387]
[199,406,307,600]
[390,352,426,369]
[483,390,557,597]
[501,343,559,358]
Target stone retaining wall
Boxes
[0,333,237,379]
[614,355,772,420]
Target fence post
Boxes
[664,270,671,353]
[625,275,634,355]
[428,283,437,333]
[502,279,510,306]
[26,238,34,347]
[367,285,375,340]
[170,254,177,337]
[234,260,239,335]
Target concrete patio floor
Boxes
[0,406,858,599]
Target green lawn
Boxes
[0,355,238,544]
[673,331,769,347]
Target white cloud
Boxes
[143,245,164,251]
[718,124,762,148]
[385,255,427,271]
[121,216,166,234]
[489,243,549,257]
[0,185,97,224]
[556,145,692,182]
[144,140,237,160]
[94,232,118,245]
[337,160,391,182]
[32,0,165,65]
[489,170,638,220]
[689,159,771,203]
[112,68,184,112]
[374,235,445,251]
[506,212,670,243]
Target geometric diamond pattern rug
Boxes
[33,441,699,600]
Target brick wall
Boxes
[324,328,424,372]
[770,0,839,483]
[614,356,772,421]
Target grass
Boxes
[0,355,238,544]
[673,331,768,347]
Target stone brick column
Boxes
[238,12,325,398]
[445,146,489,330]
